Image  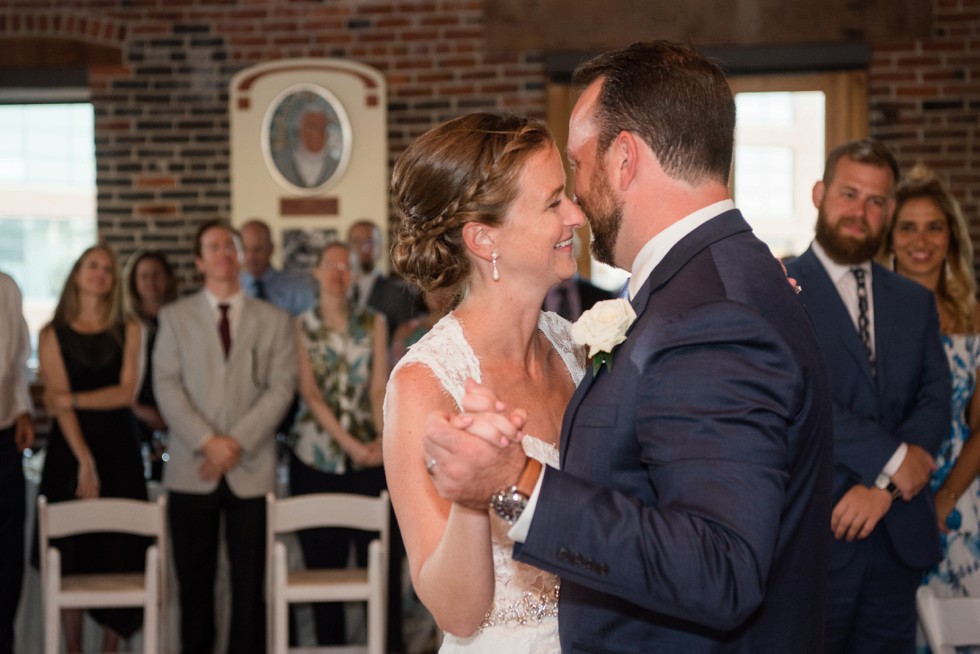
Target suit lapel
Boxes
[229,297,259,368]
[561,210,751,464]
[870,262,896,388]
[796,249,876,386]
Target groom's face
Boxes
[567,80,624,268]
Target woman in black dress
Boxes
[37,245,147,653]
[123,249,178,481]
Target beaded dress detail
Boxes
[386,312,584,653]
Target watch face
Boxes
[491,488,528,525]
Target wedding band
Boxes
[425,456,437,474]
[795,284,803,295]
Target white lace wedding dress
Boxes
[387,311,585,653]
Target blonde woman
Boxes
[35,245,146,653]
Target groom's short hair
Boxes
[572,41,735,187]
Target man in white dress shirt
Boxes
[0,271,34,654]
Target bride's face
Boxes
[495,144,585,290]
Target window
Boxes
[0,102,97,355]
[729,70,869,258]
[733,91,826,258]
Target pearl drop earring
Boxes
[491,251,500,282]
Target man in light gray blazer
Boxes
[154,219,297,654]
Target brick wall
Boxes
[1,0,977,281]
[0,0,545,284]
[870,0,980,241]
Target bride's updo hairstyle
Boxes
[391,113,553,307]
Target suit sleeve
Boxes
[828,293,950,485]
[153,305,218,449]
[515,302,803,631]
[227,308,297,453]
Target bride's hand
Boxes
[449,410,525,448]
[460,378,507,414]
[459,379,527,447]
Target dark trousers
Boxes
[288,452,405,648]
[825,527,921,654]
[0,426,25,654]
[169,479,266,654]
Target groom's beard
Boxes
[581,165,623,268]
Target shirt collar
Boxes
[811,240,872,284]
[628,199,735,299]
[203,287,245,311]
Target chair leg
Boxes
[43,549,60,654]
[274,543,288,654]
[144,546,159,654]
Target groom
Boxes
[425,41,834,652]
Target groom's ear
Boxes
[461,221,496,261]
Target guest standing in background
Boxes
[881,166,980,648]
[154,220,296,654]
[0,271,34,654]
[240,218,315,316]
[348,219,423,342]
[787,141,950,653]
[123,249,178,481]
[35,245,147,653]
[288,241,388,647]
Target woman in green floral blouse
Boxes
[288,240,388,645]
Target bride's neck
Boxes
[454,292,544,366]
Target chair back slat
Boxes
[271,492,388,534]
[42,497,165,539]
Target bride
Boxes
[382,113,586,652]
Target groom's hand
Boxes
[424,409,528,512]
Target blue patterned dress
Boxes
[919,333,980,653]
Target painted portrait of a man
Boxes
[264,85,350,191]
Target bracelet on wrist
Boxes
[937,486,957,503]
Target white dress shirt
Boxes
[809,241,906,476]
[0,272,32,430]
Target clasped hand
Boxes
[199,435,241,481]
[424,379,530,512]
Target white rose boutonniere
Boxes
[570,298,637,376]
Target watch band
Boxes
[515,458,543,497]
[874,473,902,501]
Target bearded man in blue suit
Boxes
[786,139,950,654]
[425,41,835,652]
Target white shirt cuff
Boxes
[507,465,546,543]
[882,442,908,478]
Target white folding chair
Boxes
[38,494,167,654]
[266,491,389,654]
[917,585,980,654]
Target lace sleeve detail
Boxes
[538,311,585,387]
[385,314,478,415]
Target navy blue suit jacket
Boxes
[514,211,834,652]
[786,247,949,570]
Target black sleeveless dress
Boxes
[35,323,148,637]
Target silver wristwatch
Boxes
[874,473,902,501]
[490,458,542,525]
[490,486,529,525]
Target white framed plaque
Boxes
[262,84,352,194]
